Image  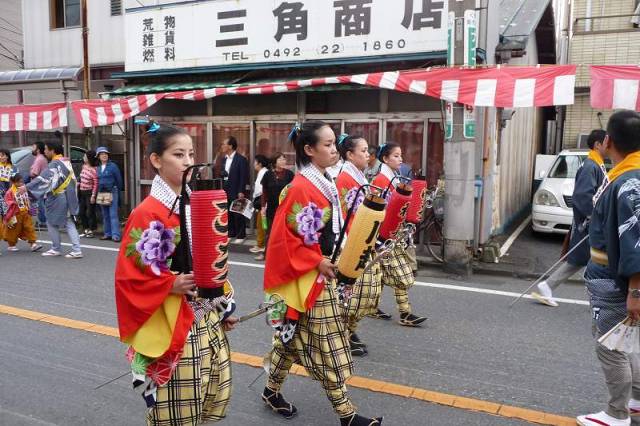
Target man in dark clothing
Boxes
[220,136,249,242]
[531,129,607,307]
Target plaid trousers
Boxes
[146,310,232,426]
[266,283,356,417]
[380,245,415,314]
[346,262,383,334]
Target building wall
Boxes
[562,0,640,147]
[0,0,23,107]
[493,36,541,233]
[22,0,125,68]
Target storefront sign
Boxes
[463,104,475,139]
[125,0,448,72]
[463,9,476,67]
[445,102,453,140]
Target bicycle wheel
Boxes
[425,219,444,263]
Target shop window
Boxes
[426,120,444,188]
[51,0,80,29]
[139,128,155,181]
[213,123,250,160]
[386,121,424,176]
[179,123,207,165]
[344,122,379,149]
[255,122,296,169]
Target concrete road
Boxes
[0,234,604,425]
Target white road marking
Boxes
[35,239,588,306]
[499,215,531,257]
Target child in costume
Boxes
[261,121,383,426]
[2,174,42,252]
[370,143,427,327]
[114,124,238,425]
[335,134,382,356]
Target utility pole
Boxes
[80,0,92,151]
[443,0,477,275]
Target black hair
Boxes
[45,142,64,155]
[0,148,11,165]
[225,136,238,151]
[145,123,190,158]
[9,173,23,183]
[33,142,45,155]
[254,154,269,168]
[587,129,606,150]
[85,149,98,167]
[606,110,640,155]
[377,142,400,163]
[271,152,285,167]
[337,134,366,161]
[289,120,331,167]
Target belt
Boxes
[590,248,609,266]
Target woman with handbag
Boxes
[250,154,269,256]
[96,146,123,242]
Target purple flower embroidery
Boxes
[133,221,176,275]
[344,187,365,212]
[295,202,325,246]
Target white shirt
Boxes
[101,164,106,173]
[224,151,236,175]
[252,167,267,199]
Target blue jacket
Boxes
[97,161,123,191]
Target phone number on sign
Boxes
[262,40,407,59]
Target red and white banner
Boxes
[590,65,640,111]
[67,65,576,128]
[0,102,67,131]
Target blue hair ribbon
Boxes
[376,143,387,159]
[337,133,349,146]
[147,121,160,133]
[288,123,301,142]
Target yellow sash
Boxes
[607,151,640,184]
[588,150,604,167]
[51,157,75,196]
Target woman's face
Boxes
[383,147,403,171]
[98,152,109,163]
[346,139,369,171]
[275,155,287,169]
[305,125,337,169]
[0,152,7,163]
[254,160,261,171]
[150,134,194,192]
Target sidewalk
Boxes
[228,217,584,284]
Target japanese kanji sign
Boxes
[124,0,448,72]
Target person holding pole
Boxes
[531,129,607,307]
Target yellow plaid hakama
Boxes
[346,262,383,334]
[146,310,232,426]
[380,245,415,314]
[266,283,356,416]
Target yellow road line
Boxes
[1,304,575,426]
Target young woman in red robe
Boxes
[114,124,237,425]
[335,134,382,356]
[262,121,382,426]
[370,143,426,327]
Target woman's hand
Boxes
[90,195,96,204]
[171,273,196,297]
[318,258,337,279]
[223,316,239,331]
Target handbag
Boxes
[96,191,113,206]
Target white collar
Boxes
[380,163,397,186]
[342,161,368,186]
[150,175,181,214]
[226,151,236,161]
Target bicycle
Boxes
[416,186,444,263]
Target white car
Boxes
[532,149,589,234]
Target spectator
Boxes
[78,150,99,238]
[27,142,82,259]
[30,142,48,226]
[258,152,294,260]
[364,147,380,182]
[0,148,17,194]
[250,154,269,255]
[220,136,250,242]
[96,146,123,242]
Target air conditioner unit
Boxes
[577,133,590,149]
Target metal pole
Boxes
[61,80,70,157]
[443,0,477,275]
[81,0,90,101]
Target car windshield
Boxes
[548,155,586,179]
[10,148,31,164]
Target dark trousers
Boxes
[227,195,246,239]
[78,190,97,231]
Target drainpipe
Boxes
[585,0,592,31]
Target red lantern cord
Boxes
[190,189,229,290]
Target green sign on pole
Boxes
[464,9,477,67]
[463,105,475,139]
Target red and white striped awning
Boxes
[0,102,67,131]
[590,65,640,111]
[70,65,576,128]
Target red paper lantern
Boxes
[379,183,413,240]
[406,178,428,224]
[190,182,229,299]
